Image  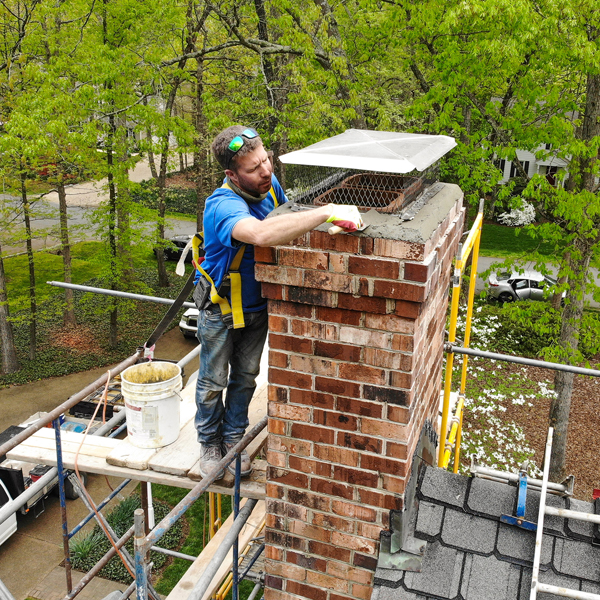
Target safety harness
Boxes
[195,183,279,330]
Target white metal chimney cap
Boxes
[279,129,456,173]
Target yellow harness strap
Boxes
[197,183,280,330]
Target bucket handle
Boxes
[174,390,185,402]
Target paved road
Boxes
[3,158,198,255]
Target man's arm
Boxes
[232,205,334,247]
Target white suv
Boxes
[179,308,199,338]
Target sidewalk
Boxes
[28,567,127,600]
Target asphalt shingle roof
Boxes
[372,466,600,600]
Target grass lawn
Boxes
[479,222,559,259]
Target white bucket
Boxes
[121,361,182,449]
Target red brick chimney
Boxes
[254,183,464,600]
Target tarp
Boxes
[279,129,456,173]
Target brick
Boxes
[389,371,413,388]
[268,385,288,403]
[338,432,382,454]
[291,423,335,445]
[270,368,313,390]
[360,418,407,442]
[256,264,304,287]
[312,512,355,534]
[309,230,361,254]
[306,571,349,594]
[270,333,313,354]
[265,529,307,551]
[290,519,332,543]
[359,488,403,510]
[352,583,374,600]
[310,476,355,500]
[363,348,403,370]
[339,326,389,348]
[268,467,309,488]
[313,444,360,467]
[270,435,313,457]
[366,314,414,335]
[308,540,351,563]
[288,489,331,511]
[269,403,311,422]
[265,545,284,561]
[316,306,361,325]
[357,521,385,540]
[288,286,337,307]
[314,341,361,362]
[255,246,277,263]
[269,315,288,333]
[278,247,328,270]
[336,397,383,419]
[267,449,287,467]
[338,363,386,385]
[363,385,409,406]
[327,561,374,585]
[315,377,360,398]
[331,531,378,554]
[329,253,346,273]
[289,389,335,409]
[287,550,327,573]
[269,350,289,369]
[332,500,377,522]
[291,319,338,341]
[391,334,414,352]
[265,559,306,582]
[268,418,286,436]
[289,455,332,478]
[291,355,337,377]
[387,405,410,423]
[373,237,424,261]
[264,589,295,600]
[269,300,313,318]
[333,465,378,488]
[304,270,353,294]
[266,482,285,499]
[353,552,378,571]
[404,254,437,282]
[264,575,284,590]
[381,474,406,494]
[337,293,387,314]
[372,279,426,302]
[386,441,408,460]
[286,580,327,600]
[390,299,420,320]
[360,236,374,255]
[314,409,358,431]
[348,255,400,279]
[262,282,284,300]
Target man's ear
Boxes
[225,168,238,185]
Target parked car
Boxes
[156,234,195,262]
[179,307,199,338]
[488,270,564,303]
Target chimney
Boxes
[254,179,465,600]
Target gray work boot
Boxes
[222,441,253,476]
[199,443,224,479]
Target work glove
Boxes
[326,204,364,232]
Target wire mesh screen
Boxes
[284,163,440,214]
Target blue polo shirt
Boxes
[200,175,287,312]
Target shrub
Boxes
[496,200,536,226]
[131,180,197,215]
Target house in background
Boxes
[498,145,570,187]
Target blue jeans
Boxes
[195,308,268,445]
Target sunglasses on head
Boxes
[226,128,259,169]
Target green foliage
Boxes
[70,494,184,584]
[131,180,198,216]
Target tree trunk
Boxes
[156,140,170,288]
[193,56,209,233]
[143,96,158,179]
[106,115,119,349]
[57,180,76,326]
[20,168,36,360]
[0,244,20,374]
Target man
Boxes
[194,125,362,478]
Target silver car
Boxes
[179,307,199,338]
[488,270,562,303]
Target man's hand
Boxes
[326,204,364,232]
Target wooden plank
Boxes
[187,383,268,482]
[166,499,266,600]
[148,420,198,476]
[30,427,118,449]
[6,444,266,498]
